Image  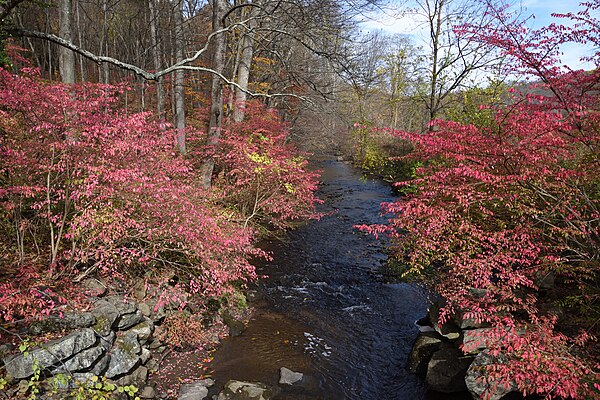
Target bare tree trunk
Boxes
[232,27,253,122]
[149,0,165,121]
[75,0,86,81]
[59,0,75,83]
[200,0,227,188]
[174,0,186,154]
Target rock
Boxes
[461,328,494,355]
[279,367,303,385]
[466,350,518,400]
[227,320,246,337]
[451,311,491,330]
[129,318,154,343]
[138,303,152,317]
[83,278,107,297]
[140,385,156,399]
[134,281,147,300]
[88,330,115,375]
[215,380,279,400]
[0,344,14,366]
[105,332,141,378]
[146,358,159,372]
[179,379,214,400]
[91,296,138,335]
[51,345,105,373]
[147,338,163,350]
[117,365,148,387]
[29,312,96,335]
[426,347,473,393]
[140,348,151,364]
[116,310,145,330]
[144,300,167,322]
[3,328,98,379]
[428,302,461,341]
[408,332,443,375]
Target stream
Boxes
[206,159,470,400]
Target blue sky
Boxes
[360,0,594,70]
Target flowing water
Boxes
[206,159,470,400]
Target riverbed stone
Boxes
[465,350,518,400]
[3,328,98,379]
[140,385,156,399]
[104,332,141,378]
[408,331,443,375]
[428,301,461,340]
[51,345,105,373]
[462,328,494,354]
[426,347,473,393]
[178,379,214,400]
[116,310,145,330]
[28,312,96,335]
[279,367,303,385]
[83,278,108,297]
[215,380,280,400]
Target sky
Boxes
[360,0,595,71]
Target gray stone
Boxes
[451,311,491,330]
[279,367,303,385]
[29,312,96,335]
[465,350,518,400]
[426,347,473,393]
[408,332,443,375]
[91,296,138,335]
[3,328,98,379]
[51,345,105,373]
[216,380,279,400]
[462,328,494,355]
[117,365,148,387]
[88,330,114,376]
[146,358,159,372]
[227,319,246,337]
[140,385,156,399]
[140,348,151,364]
[134,281,147,300]
[179,379,215,400]
[83,278,107,297]
[144,300,167,322]
[129,318,154,343]
[428,302,461,341]
[138,303,152,317]
[105,332,141,378]
[116,310,145,330]
[179,384,208,400]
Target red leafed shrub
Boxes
[211,100,322,230]
[1,68,295,328]
[359,1,600,398]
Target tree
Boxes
[58,0,75,83]
[410,0,499,123]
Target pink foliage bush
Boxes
[209,100,322,229]
[0,67,318,329]
[359,1,600,398]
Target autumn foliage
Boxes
[0,64,319,332]
[359,1,600,398]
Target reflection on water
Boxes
[207,159,471,400]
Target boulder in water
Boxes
[215,380,280,400]
[279,367,303,385]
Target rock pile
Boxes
[2,294,166,398]
[408,299,519,400]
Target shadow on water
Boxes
[207,159,472,400]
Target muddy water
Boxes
[207,159,468,400]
